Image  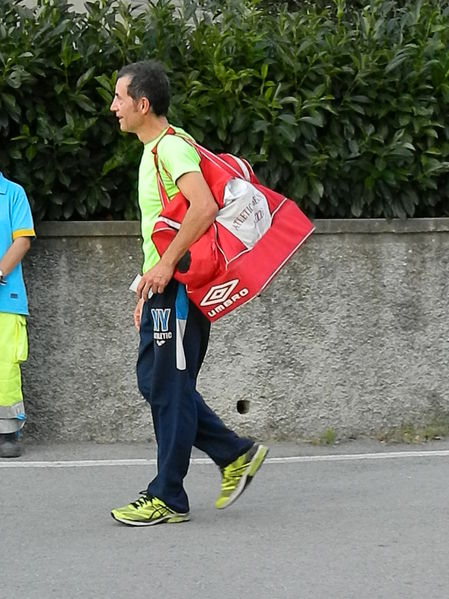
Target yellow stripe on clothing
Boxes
[12,228,35,239]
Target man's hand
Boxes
[133,298,145,330]
[136,259,175,299]
[135,171,217,301]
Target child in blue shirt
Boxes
[0,172,35,458]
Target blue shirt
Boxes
[0,173,35,315]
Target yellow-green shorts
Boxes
[0,312,28,408]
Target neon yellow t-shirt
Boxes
[138,126,201,272]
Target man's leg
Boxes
[135,280,197,513]
[177,292,253,466]
[182,294,269,509]
[111,280,195,525]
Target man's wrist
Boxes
[159,253,178,270]
[0,269,6,285]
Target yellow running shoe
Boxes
[111,494,190,526]
[215,443,269,509]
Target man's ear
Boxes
[140,97,151,114]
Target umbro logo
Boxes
[200,280,239,306]
[200,279,249,317]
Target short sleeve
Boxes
[11,186,35,240]
[157,135,201,185]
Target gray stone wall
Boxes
[21,219,449,443]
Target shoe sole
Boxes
[216,444,269,510]
[0,444,21,458]
[111,511,190,526]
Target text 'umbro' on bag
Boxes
[151,128,315,322]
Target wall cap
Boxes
[35,218,449,237]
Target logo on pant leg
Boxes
[151,308,172,346]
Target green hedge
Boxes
[1,0,449,220]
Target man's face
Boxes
[110,76,144,134]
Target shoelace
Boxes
[131,494,173,517]
[131,492,153,509]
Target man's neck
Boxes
[137,116,170,144]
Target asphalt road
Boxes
[2,440,449,599]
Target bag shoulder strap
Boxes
[151,127,203,208]
[151,127,252,207]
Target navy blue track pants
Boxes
[136,279,252,513]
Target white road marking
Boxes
[1,449,448,468]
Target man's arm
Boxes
[137,170,218,298]
[0,237,31,276]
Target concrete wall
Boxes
[21,219,449,443]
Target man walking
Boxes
[109,60,268,526]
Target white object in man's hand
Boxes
[129,274,153,299]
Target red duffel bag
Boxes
[152,128,314,322]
